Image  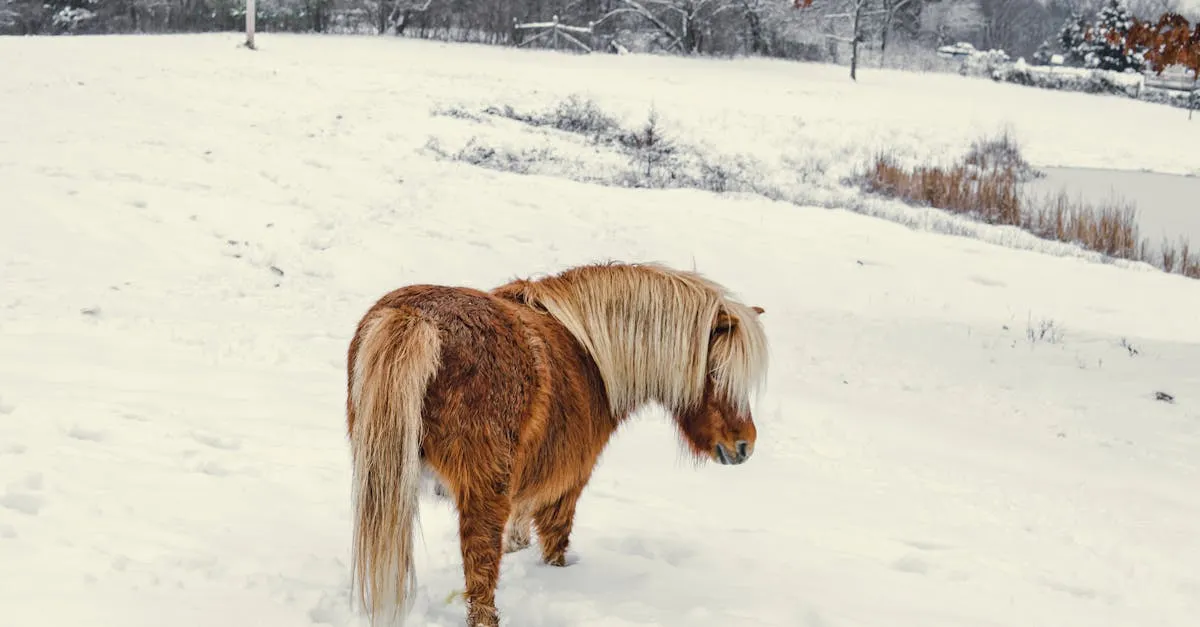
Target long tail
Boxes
[347,306,442,626]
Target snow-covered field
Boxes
[1,33,1199,627]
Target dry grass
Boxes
[1022,190,1141,260]
[866,156,1023,227]
[861,136,1200,280]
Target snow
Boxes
[2,32,1200,627]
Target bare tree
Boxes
[596,0,747,53]
[817,0,881,79]
[878,0,916,66]
[377,0,432,34]
[920,0,985,45]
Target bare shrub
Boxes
[432,96,784,197]
[479,94,621,139]
[423,136,559,175]
[1161,237,1179,274]
[963,128,1042,182]
[1180,240,1200,278]
[1026,315,1064,345]
[616,107,682,187]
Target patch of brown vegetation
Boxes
[861,136,1199,280]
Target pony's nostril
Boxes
[735,440,748,459]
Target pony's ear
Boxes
[714,305,763,336]
[713,308,741,334]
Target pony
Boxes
[345,261,770,627]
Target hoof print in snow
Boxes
[21,473,43,491]
[892,554,931,574]
[1154,391,1175,404]
[190,432,241,451]
[0,523,16,539]
[308,591,351,625]
[80,306,102,317]
[68,426,106,442]
[0,397,14,415]
[195,461,230,477]
[269,265,284,276]
[0,492,43,516]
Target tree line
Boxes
[3,0,1196,75]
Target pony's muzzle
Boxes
[714,440,751,465]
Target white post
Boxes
[245,0,256,49]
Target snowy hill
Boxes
[1,33,1198,627]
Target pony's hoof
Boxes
[466,604,499,627]
[543,551,577,567]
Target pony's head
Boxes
[493,262,770,466]
[675,302,766,466]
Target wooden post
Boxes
[1191,74,1197,121]
[552,14,559,50]
[245,0,256,49]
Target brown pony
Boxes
[345,261,769,627]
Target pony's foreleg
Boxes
[532,486,584,567]
[457,491,510,627]
[502,503,534,554]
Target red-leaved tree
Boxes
[1126,12,1200,117]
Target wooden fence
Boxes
[511,15,597,53]
[1144,66,1197,93]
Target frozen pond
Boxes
[1022,167,1200,250]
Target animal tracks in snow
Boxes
[597,534,698,568]
[189,431,242,451]
[891,554,932,575]
[67,425,108,442]
[0,492,43,516]
[182,431,250,478]
[2,472,45,517]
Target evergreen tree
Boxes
[1033,40,1052,65]
[1085,0,1146,72]
[1057,12,1089,66]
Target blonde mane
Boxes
[499,262,769,417]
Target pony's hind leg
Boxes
[532,486,584,567]
[456,489,510,627]
[421,464,455,503]
[502,502,534,554]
